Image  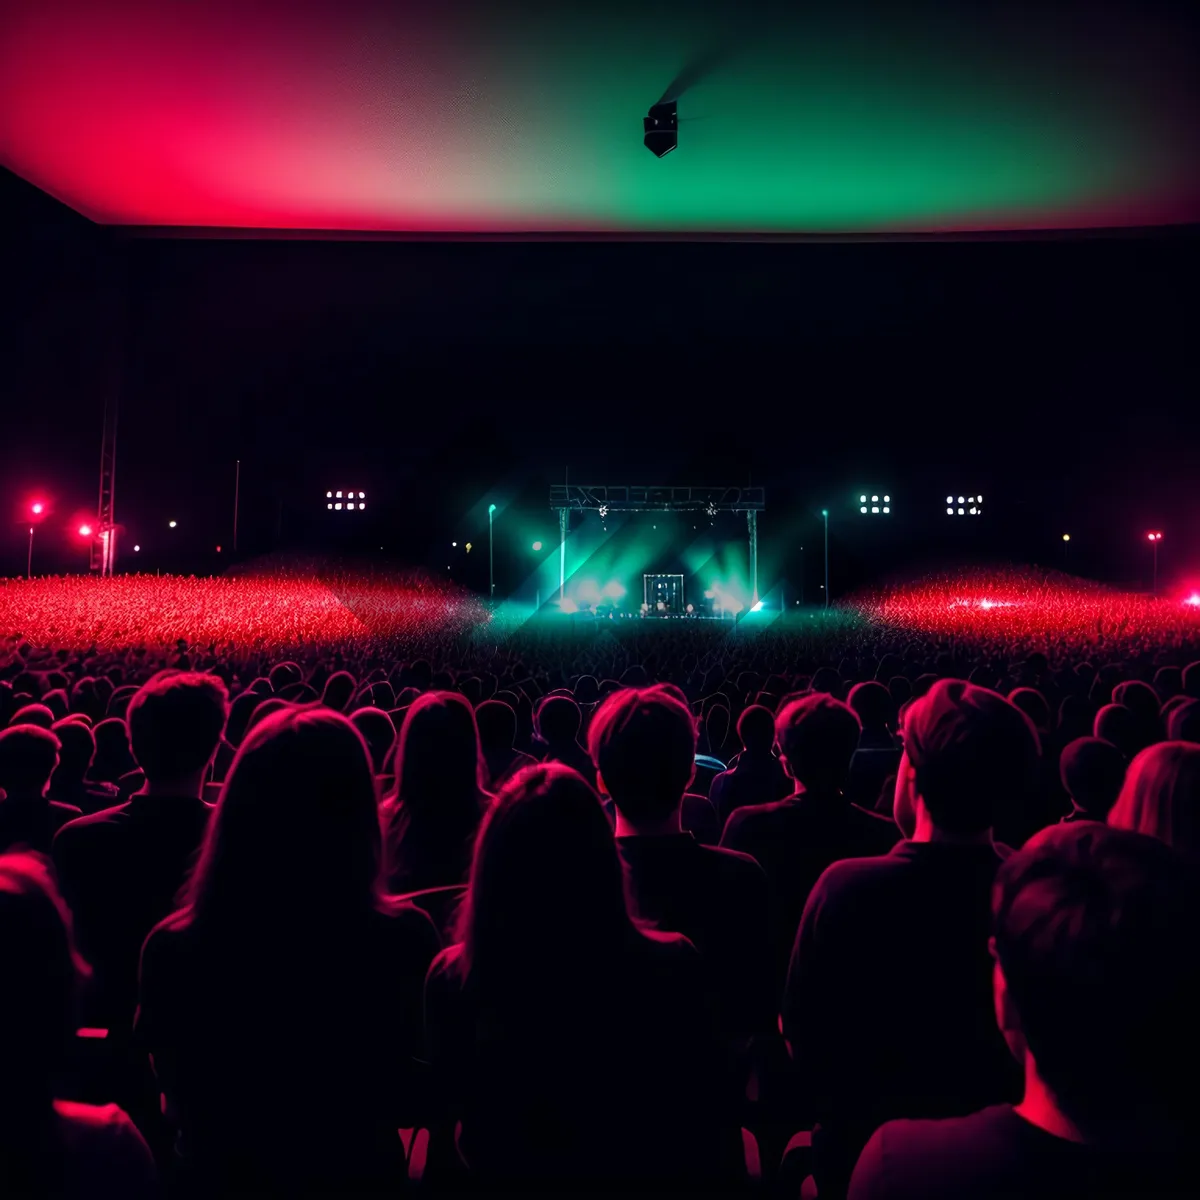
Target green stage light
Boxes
[532,540,543,552]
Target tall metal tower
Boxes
[93,390,118,575]
[91,249,128,577]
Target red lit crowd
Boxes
[1,569,1199,1197]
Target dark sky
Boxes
[2,168,1198,591]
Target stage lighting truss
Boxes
[859,494,891,515]
[946,494,983,516]
[327,490,367,512]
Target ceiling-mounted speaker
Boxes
[643,101,678,157]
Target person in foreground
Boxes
[0,852,157,1198]
[424,762,726,1190]
[784,680,1037,1199]
[589,685,774,1044]
[136,706,441,1194]
[53,670,228,1028]
[849,822,1200,1199]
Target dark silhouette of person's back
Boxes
[708,705,791,825]
[476,700,537,790]
[425,764,726,1189]
[721,695,898,993]
[53,672,227,1028]
[534,695,595,785]
[137,707,440,1194]
[0,725,80,854]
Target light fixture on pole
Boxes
[488,504,497,600]
[27,499,47,579]
[821,509,829,609]
[1147,532,1163,596]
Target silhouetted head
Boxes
[8,704,54,731]
[456,763,635,981]
[0,852,91,1105]
[392,691,484,801]
[475,700,517,753]
[536,695,582,746]
[1094,703,1139,759]
[127,671,229,789]
[188,707,384,926]
[320,671,357,713]
[224,691,263,750]
[1108,741,1200,855]
[1153,666,1183,702]
[0,726,60,800]
[737,704,776,755]
[267,661,302,692]
[49,719,95,788]
[1008,687,1051,734]
[774,694,861,795]
[589,686,696,822]
[573,675,600,707]
[90,718,134,783]
[992,822,1200,1147]
[1167,700,1200,744]
[900,679,1040,836]
[847,681,894,735]
[1059,737,1126,820]
[351,707,396,775]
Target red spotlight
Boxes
[31,501,45,516]
[78,523,93,537]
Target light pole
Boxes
[821,509,829,609]
[1147,532,1163,596]
[1062,533,1070,569]
[26,501,45,578]
[488,504,497,600]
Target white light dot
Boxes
[947,508,954,515]
[359,502,365,510]
[359,492,365,499]
[871,495,879,503]
[327,503,333,510]
[326,491,332,498]
[977,494,982,502]
[970,507,977,515]
[872,506,879,513]
[347,502,355,510]
[335,503,342,510]
[133,544,141,552]
[946,496,953,504]
[958,508,965,515]
[861,506,868,514]
[336,491,342,499]
[860,495,867,503]
[884,495,890,503]
[958,496,964,504]
[168,520,177,528]
[883,507,890,514]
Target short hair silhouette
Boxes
[847,681,893,733]
[536,695,582,744]
[475,700,517,751]
[588,687,696,821]
[1108,741,1200,855]
[774,694,861,792]
[350,707,396,774]
[993,822,1200,1144]
[0,726,61,796]
[903,679,1040,835]
[1059,737,1125,820]
[127,672,229,784]
[1167,700,1200,744]
[737,704,776,754]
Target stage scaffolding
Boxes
[548,484,765,606]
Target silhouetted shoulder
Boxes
[720,797,789,844]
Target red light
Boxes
[1186,595,1200,608]
[31,502,45,515]
[216,545,222,553]
[78,524,93,537]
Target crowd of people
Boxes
[1,562,1199,1197]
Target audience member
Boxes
[0,853,157,1198]
[590,686,774,1042]
[475,699,537,790]
[1166,698,1200,743]
[722,694,898,992]
[350,706,396,775]
[785,680,1037,1198]
[53,671,228,1027]
[1058,737,1125,822]
[136,707,440,1193]
[382,691,491,894]
[424,763,725,1188]
[533,694,595,784]
[1107,740,1200,855]
[849,823,1200,1198]
[47,719,119,814]
[0,725,79,854]
[708,704,791,825]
